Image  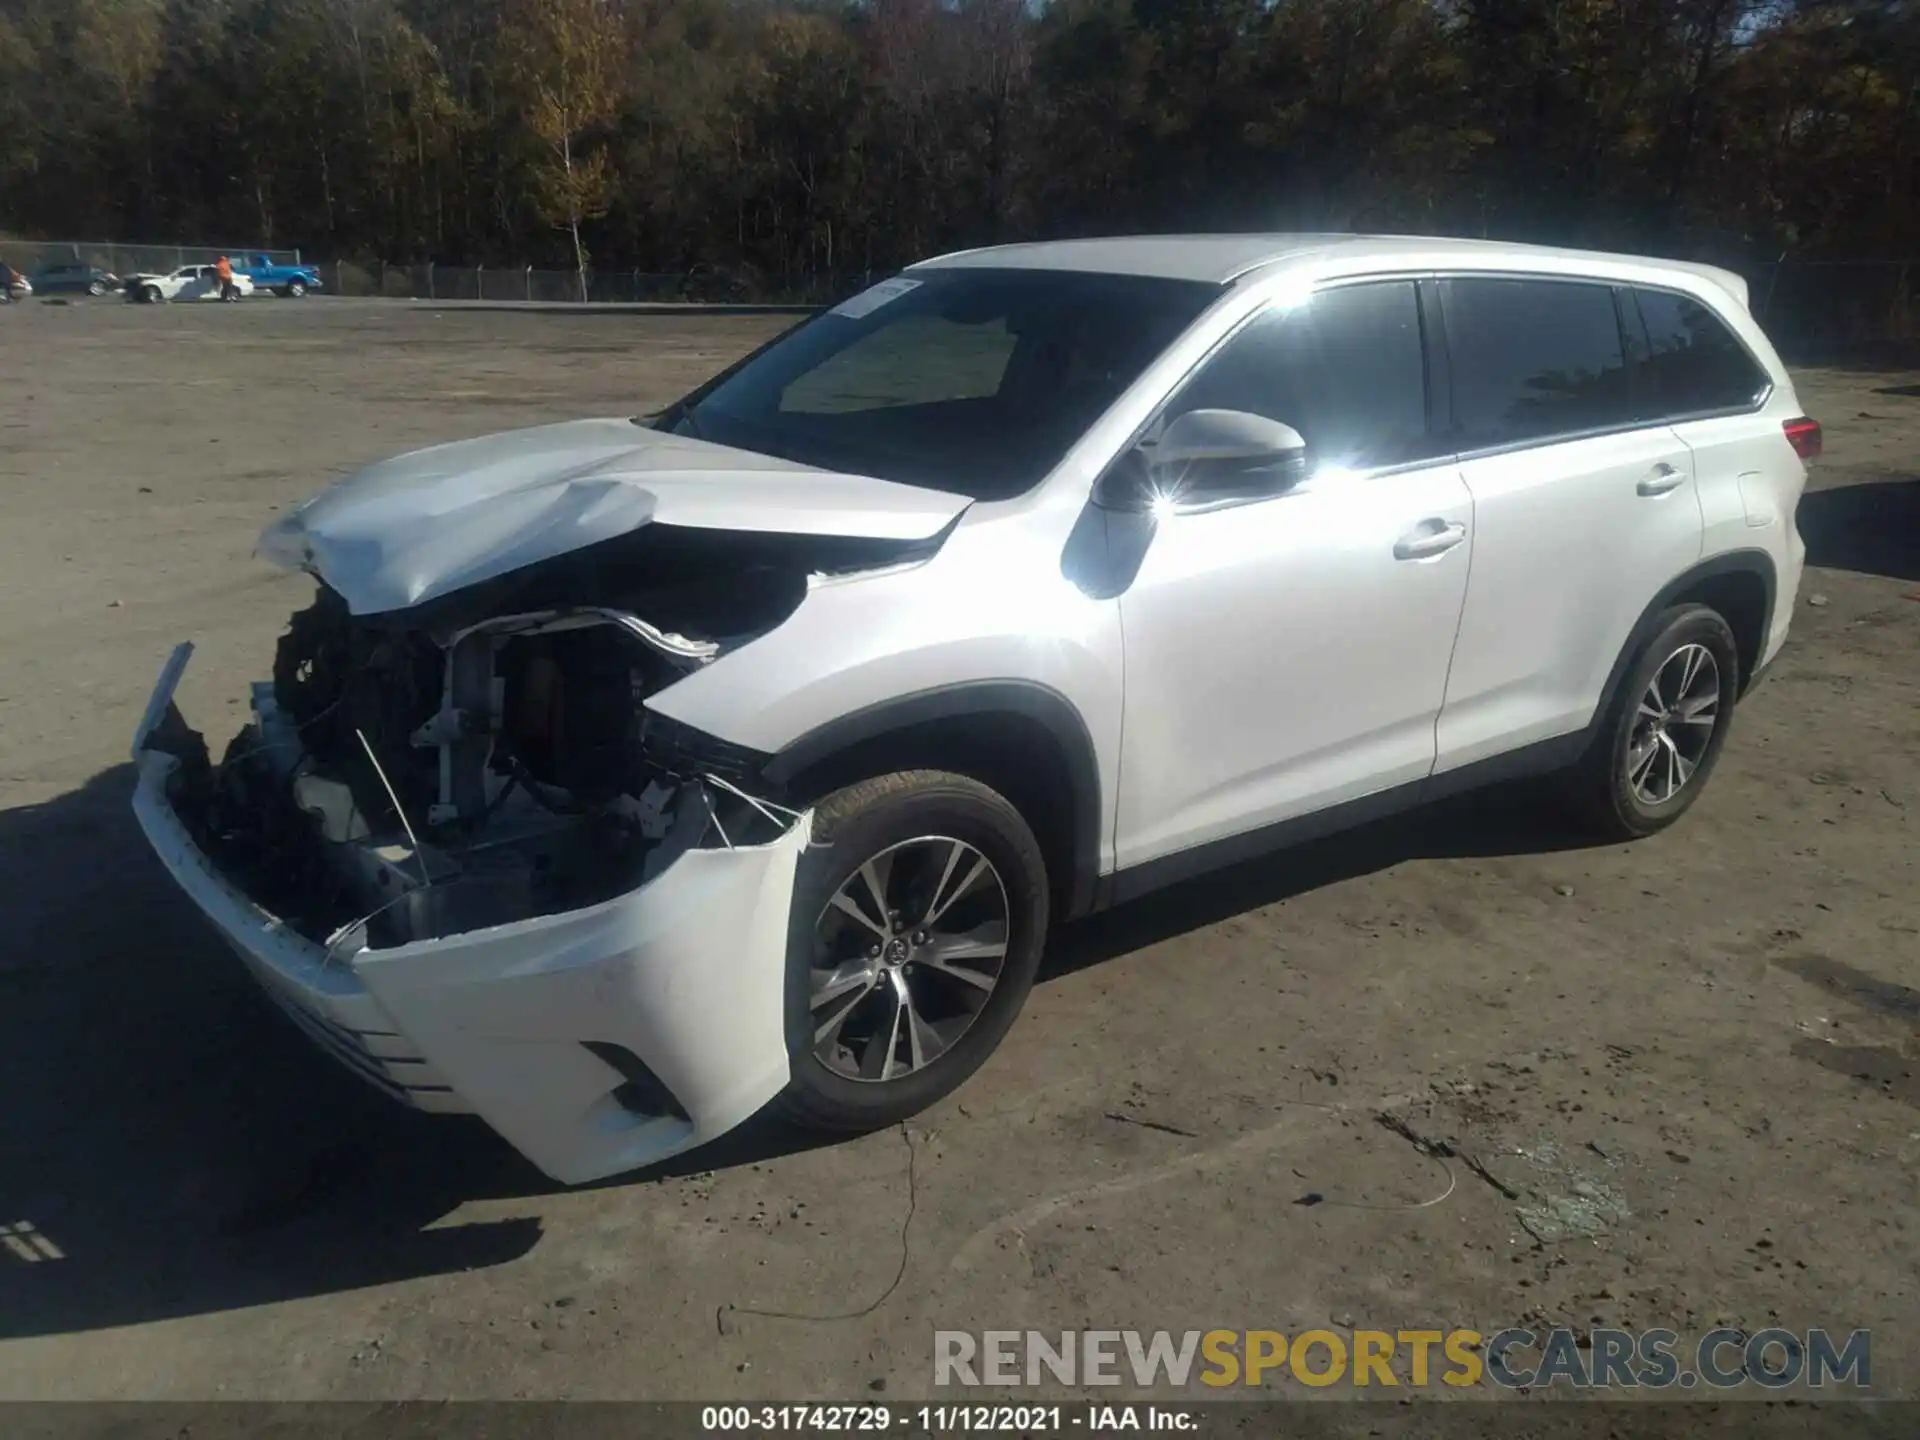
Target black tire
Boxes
[1568,603,1741,841]
[87,280,106,297]
[286,279,308,298]
[774,770,1049,1133]
[141,285,162,304]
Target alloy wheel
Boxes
[808,835,1011,1084]
[1625,642,1720,805]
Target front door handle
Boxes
[1393,521,1468,560]
[1637,463,1688,497]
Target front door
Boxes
[1112,279,1474,873]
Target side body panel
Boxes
[1684,412,1807,670]
[1111,461,1473,869]
[1437,428,1703,771]
[644,495,1129,876]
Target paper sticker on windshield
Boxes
[829,277,922,320]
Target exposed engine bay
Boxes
[149,518,947,955]
[153,587,778,953]
[149,518,933,953]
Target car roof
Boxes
[909,234,1357,283]
[909,233,1751,309]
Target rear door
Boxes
[1433,276,1704,773]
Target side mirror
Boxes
[1095,409,1309,513]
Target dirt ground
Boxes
[0,297,1915,1403]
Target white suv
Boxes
[132,234,1819,1184]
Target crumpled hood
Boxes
[257,418,971,615]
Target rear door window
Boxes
[1162,280,1432,471]
[1438,278,1633,449]
[1628,288,1770,417]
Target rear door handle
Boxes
[1393,521,1468,560]
[1637,463,1688,497]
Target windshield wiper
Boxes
[638,400,704,439]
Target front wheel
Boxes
[775,770,1049,1133]
[87,280,106,296]
[286,279,307,298]
[141,285,163,304]
[1568,603,1741,841]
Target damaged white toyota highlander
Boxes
[133,235,1817,1184]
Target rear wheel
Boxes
[775,770,1048,1133]
[1568,603,1740,840]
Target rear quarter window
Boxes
[1628,288,1771,417]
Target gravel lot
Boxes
[1,297,1916,1402]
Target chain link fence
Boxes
[319,259,863,305]
[314,257,1907,351]
[7,238,1916,353]
[326,261,683,303]
[2,239,302,277]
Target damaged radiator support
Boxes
[419,606,719,828]
[434,626,500,826]
[215,597,793,954]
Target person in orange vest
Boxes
[215,254,239,302]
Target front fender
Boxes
[644,509,1124,881]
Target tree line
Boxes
[1,0,1915,296]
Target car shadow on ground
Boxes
[0,762,1593,1340]
[1796,475,1920,583]
[1044,780,1593,981]
[0,764,843,1340]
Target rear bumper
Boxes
[131,646,808,1185]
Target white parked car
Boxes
[125,264,254,303]
[132,234,1818,1184]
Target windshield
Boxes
[665,268,1221,500]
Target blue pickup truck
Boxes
[235,255,324,297]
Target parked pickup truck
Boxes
[236,255,323,297]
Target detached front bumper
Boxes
[130,645,808,1185]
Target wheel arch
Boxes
[761,681,1104,921]
[1593,549,1777,737]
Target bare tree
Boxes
[502,0,624,301]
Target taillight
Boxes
[1783,416,1822,460]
